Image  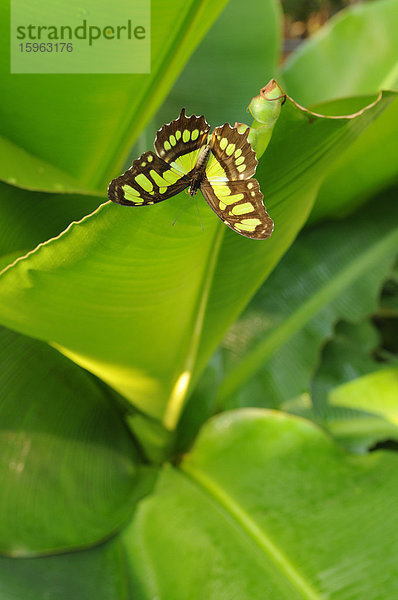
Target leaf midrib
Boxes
[182,462,324,600]
[163,222,225,430]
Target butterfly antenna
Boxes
[172,192,191,227]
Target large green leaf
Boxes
[312,320,388,412]
[0,91,393,433]
[310,100,398,223]
[217,192,398,408]
[157,0,281,129]
[123,410,398,599]
[327,380,398,452]
[310,100,398,224]
[0,539,127,600]
[329,368,398,441]
[192,91,394,386]
[281,0,398,224]
[0,0,229,190]
[0,326,153,556]
[0,135,99,195]
[281,0,398,106]
[311,320,398,451]
[0,182,101,271]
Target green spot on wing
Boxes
[122,185,142,201]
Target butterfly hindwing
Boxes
[207,123,257,181]
[200,178,274,240]
[107,151,190,206]
[154,108,211,174]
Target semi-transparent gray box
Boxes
[11,0,150,73]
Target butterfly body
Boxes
[108,108,273,239]
[188,144,211,196]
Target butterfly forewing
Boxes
[107,151,190,206]
[201,178,274,240]
[154,108,210,175]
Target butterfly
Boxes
[107,108,274,239]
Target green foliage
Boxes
[0,0,230,189]
[217,190,398,410]
[281,0,398,223]
[0,540,126,600]
[0,90,390,435]
[125,411,398,599]
[311,320,398,451]
[0,327,154,556]
[0,0,397,596]
[157,0,281,128]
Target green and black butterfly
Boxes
[108,108,273,239]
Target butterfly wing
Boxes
[202,124,273,239]
[155,108,211,175]
[108,151,190,206]
[108,108,211,206]
[206,123,258,181]
[201,178,274,239]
